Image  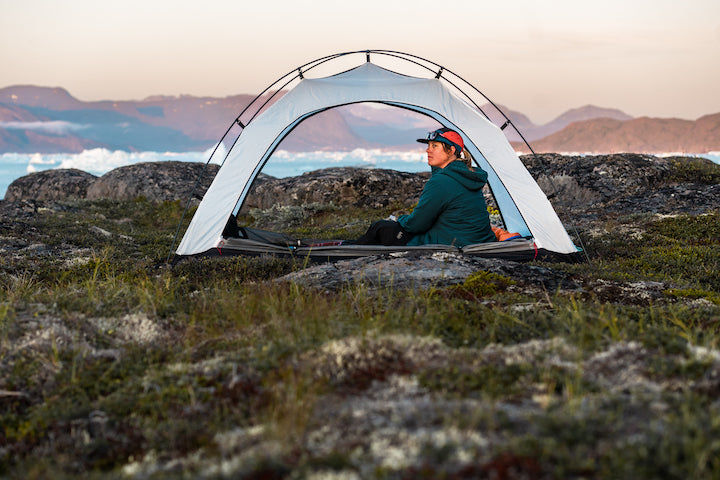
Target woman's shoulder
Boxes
[426,169,458,189]
[438,161,488,189]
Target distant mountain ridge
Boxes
[0,85,718,154]
[513,114,720,154]
[479,104,634,143]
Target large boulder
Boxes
[86,161,219,202]
[4,168,97,202]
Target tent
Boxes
[172,50,581,262]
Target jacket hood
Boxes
[432,161,488,191]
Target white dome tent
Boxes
[170,50,581,262]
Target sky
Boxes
[1,0,719,124]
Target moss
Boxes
[445,270,516,299]
[575,217,720,291]
[666,156,720,184]
[171,255,297,283]
[648,212,720,245]
[419,361,597,401]
[631,244,719,290]
[304,451,356,472]
[666,288,720,305]
[419,363,529,398]
[647,354,714,382]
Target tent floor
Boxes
[175,227,581,263]
[188,236,579,263]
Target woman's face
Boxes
[426,141,455,169]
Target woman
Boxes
[355,127,496,247]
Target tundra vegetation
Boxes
[1,157,719,479]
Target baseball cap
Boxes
[417,127,464,154]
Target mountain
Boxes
[472,104,632,142]
[1,85,718,154]
[0,86,372,153]
[0,85,84,110]
[476,103,537,142]
[515,113,720,154]
[281,108,380,151]
[530,105,633,141]
[0,127,101,153]
[0,101,104,152]
[336,103,440,148]
[0,86,277,149]
[0,102,44,122]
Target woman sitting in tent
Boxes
[354,128,497,247]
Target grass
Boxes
[1,196,719,479]
[553,212,720,292]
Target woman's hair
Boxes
[460,148,475,170]
[440,143,475,170]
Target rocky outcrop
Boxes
[5,162,426,208]
[85,161,219,202]
[4,161,222,204]
[1,153,715,213]
[279,251,581,295]
[524,153,670,201]
[276,250,679,307]
[5,154,720,223]
[242,167,429,211]
[4,168,97,202]
[5,154,720,224]
[522,153,720,220]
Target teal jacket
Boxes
[397,161,496,247]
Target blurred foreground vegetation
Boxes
[0,191,719,479]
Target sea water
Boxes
[1,149,718,200]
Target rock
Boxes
[278,251,580,294]
[580,278,669,305]
[520,153,720,225]
[242,167,429,211]
[86,161,220,202]
[88,226,113,238]
[277,250,686,305]
[6,154,717,218]
[4,168,96,202]
[522,153,669,207]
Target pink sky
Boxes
[1,0,718,124]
